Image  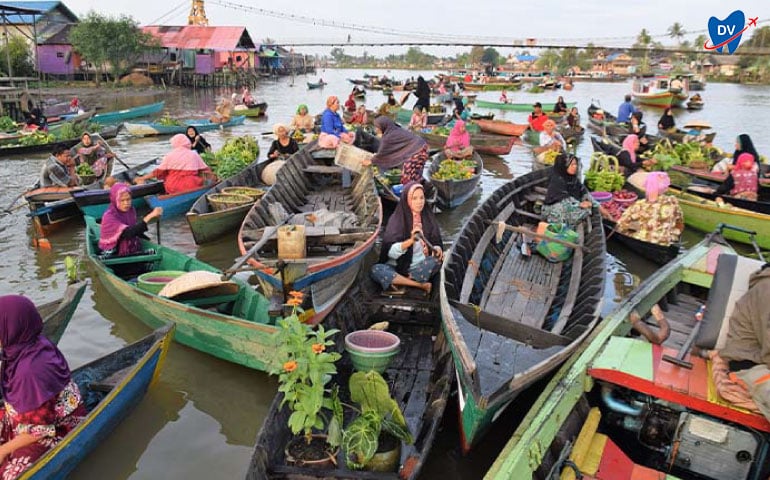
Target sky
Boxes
[59,0,770,57]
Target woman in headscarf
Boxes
[70,132,113,177]
[552,96,568,114]
[370,182,443,295]
[657,107,675,132]
[363,116,428,185]
[615,134,654,177]
[349,104,369,126]
[715,153,759,200]
[290,104,315,133]
[444,120,474,159]
[413,76,431,112]
[99,183,163,257]
[268,123,299,159]
[319,96,354,147]
[0,295,87,477]
[541,153,595,227]
[408,106,427,131]
[566,107,581,129]
[616,172,683,246]
[733,134,759,168]
[185,126,211,155]
[344,91,357,113]
[135,134,215,194]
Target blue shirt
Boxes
[617,101,636,123]
[320,109,347,137]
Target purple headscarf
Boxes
[370,116,427,170]
[99,183,141,256]
[0,295,71,413]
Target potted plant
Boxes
[271,291,343,468]
[342,370,414,472]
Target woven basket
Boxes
[207,193,253,211]
[79,174,97,185]
[221,186,265,201]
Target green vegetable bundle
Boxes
[209,135,260,179]
[0,116,17,131]
[585,153,624,192]
[431,159,477,181]
[18,131,56,146]
[76,163,94,175]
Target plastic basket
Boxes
[334,143,373,174]
[207,193,253,211]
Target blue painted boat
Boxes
[123,116,246,137]
[307,81,326,89]
[91,101,166,125]
[19,324,173,480]
[145,184,214,217]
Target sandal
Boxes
[382,286,406,296]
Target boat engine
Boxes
[601,384,765,480]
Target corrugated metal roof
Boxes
[0,1,76,24]
[142,25,255,51]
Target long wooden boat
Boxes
[247,288,453,480]
[684,184,770,215]
[91,101,165,125]
[395,108,445,126]
[463,82,522,92]
[474,118,528,137]
[558,124,585,143]
[659,127,716,144]
[586,103,620,133]
[669,187,770,249]
[307,81,327,89]
[39,280,88,344]
[145,184,214,217]
[70,158,163,219]
[475,100,576,112]
[19,324,173,480]
[602,217,680,265]
[416,130,516,156]
[483,231,770,480]
[670,164,770,192]
[186,157,277,245]
[0,124,120,158]
[440,167,606,451]
[632,75,688,108]
[427,151,483,209]
[237,146,382,325]
[123,116,246,137]
[84,215,279,370]
[235,101,268,117]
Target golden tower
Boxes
[188,0,209,26]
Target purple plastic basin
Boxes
[591,191,612,203]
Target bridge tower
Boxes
[188,0,209,26]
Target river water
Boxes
[0,69,768,479]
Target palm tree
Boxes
[636,29,652,48]
[667,23,686,45]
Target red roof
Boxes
[142,25,255,51]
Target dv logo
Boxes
[704,10,758,54]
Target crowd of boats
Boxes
[6,69,770,480]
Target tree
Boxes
[693,34,707,50]
[535,49,560,71]
[0,36,34,77]
[469,46,484,66]
[329,47,347,64]
[481,47,500,66]
[70,12,158,85]
[635,28,652,49]
[667,22,686,45]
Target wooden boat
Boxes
[463,82,522,92]
[416,130,516,156]
[347,78,368,85]
[21,324,173,479]
[475,100,576,112]
[246,288,453,480]
[440,167,606,451]
[469,112,494,120]
[474,118,528,137]
[602,217,680,265]
[237,146,382,325]
[427,151,483,209]
[658,127,716,144]
[70,158,164,220]
[91,101,165,125]
[186,157,277,245]
[342,109,375,127]
[123,116,246,137]
[558,124,585,143]
[586,102,620,133]
[631,75,688,108]
[395,108,445,126]
[668,187,770,249]
[687,99,705,110]
[84,215,279,371]
[40,281,88,344]
[670,164,770,194]
[145,184,214,217]
[234,101,268,117]
[684,184,770,215]
[307,81,327,89]
[485,230,770,480]
[0,124,120,158]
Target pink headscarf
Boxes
[622,134,639,163]
[446,120,470,151]
[736,152,755,171]
[157,134,210,172]
[645,171,670,201]
[99,183,141,256]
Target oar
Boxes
[155,218,161,245]
[486,220,583,250]
[3,190,28,213]
[221,225,279,280]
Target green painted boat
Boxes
[475,100,576,112]
[92,101,166,125]
[40,280,88,344]
[395,108,446,126]
[463,82,522,92]
[483,230,768,480]
[235,101,268,117]
[631,76,688,108]
[440,167,606,452]
[669,187,770,249]
[84,215,279,371]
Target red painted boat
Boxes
[474,118,529,137]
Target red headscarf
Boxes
[736,152,755,171]
[446,120,470,151]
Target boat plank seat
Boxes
[88,365,134,393]
[99,250,162,266]
[303,165,344,175]
[589,337,770,433]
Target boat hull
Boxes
[92,101,165,125]
[602,218,680,265]
[475,119,528,137]
[475,100,576,111]
[123,116,246,137]
[145,185,213,217]
[416,131,516,156]
[428,152,483,209]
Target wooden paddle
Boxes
[2,190,29,213]
[221,225,281,280]
[486,220,583,250]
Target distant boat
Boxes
[92,101,166,125]
[631,75,688,108]
[307,81,327,89]
[475,99,576,112]
[123,116,246,137]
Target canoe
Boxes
[70,158,164,219]
[84,215,279,371]
[558,124,585,143]
[186,157,277,245]
[602,217,680,265]
[687,100,704,110]
[440,167,606,451]
[586,102,620,133]
[670,164,770,192]
[684,184,770,215]
[416,130,516,156]
[474,119,528,137]
[347,78,367,85]
[39,280,88,344]
[235,102,268,117]
[237,146,382,325]
[0,124,120,158]
[145,184,214,217]
[463,82,522,92]
[396,108,446,126]
[475,100,576,112]
[669,187,770,249]
[246,289,453,480]
[427,151,483,209]
[92,101,165,125]
[485,232,765,480]
[20,324,173,480]
[123,116,246,137]
[307,81,327,89]
[469,112,494,120]
[658,127,716,144]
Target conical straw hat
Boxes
[158,270,239,300]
